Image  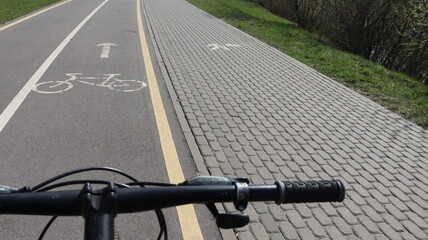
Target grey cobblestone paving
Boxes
[141,0,428,239]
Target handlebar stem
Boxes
[81,183,117,240]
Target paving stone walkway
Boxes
[141,0,428,239]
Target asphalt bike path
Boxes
[141,0,428,239]
[0,0,220,239]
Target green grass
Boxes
[187,0,428,129]
[0,0,62,25]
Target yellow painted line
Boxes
[136,0,204,239]
[0,0,72,32]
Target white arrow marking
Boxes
[97,43,118,58]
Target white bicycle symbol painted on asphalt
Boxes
[33,73,147,94]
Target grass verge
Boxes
[0,0,62,25]
[187,0,428,129]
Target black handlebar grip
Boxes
[274,180,345,204]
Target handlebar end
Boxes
[275,179,346,204]
[336,180,346,202]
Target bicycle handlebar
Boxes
[0,180,345,216]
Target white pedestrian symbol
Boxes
[208,43,241,51]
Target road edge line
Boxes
[136,0,204,239]
[139,2,236,240]
[0,0,73,32]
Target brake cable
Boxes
[28,167,169,240]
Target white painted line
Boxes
[0,0,109,133]
[97,43,118,58]
[0,0,72,32]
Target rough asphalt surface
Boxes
[142,0,428,239]
[0,0,220,238]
